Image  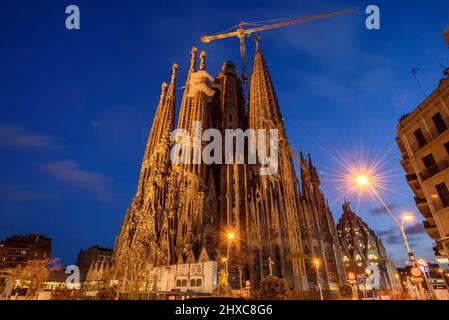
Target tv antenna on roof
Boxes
[411,68,427,98]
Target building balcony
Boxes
[418,205,433,219]
[414,196,427,206]
[410,124,449,153]
[406,173,418,182]
[435,237,449,264]
[423,220,440,240]
[420,160,449,181]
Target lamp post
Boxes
[356,176,416,263]
[314,259,324,300]
[225,232,234,276]
[355,175,427,299]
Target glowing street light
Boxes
[401,212,415,222]
[355,175,428,299]
[225,231,235,276]
[355,175,416,263]
[313,259,324,300]
[356,175,369,186]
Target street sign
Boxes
[417,258,428,268]
[410,266,423,277]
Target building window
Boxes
[343,256,350,267]
[432,112,447,134]
[190,278,202,287]
[414,128,427,148]
[435,182,449,208]
[355,255,363,267]
[368,254,379,266]
[444,142,449,156]
[182,223,187,238]
[422,154,438,174]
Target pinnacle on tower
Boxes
[177,48,198,131]
[199,50,206,71]
[143,63,177,161]
[167,63,178,96]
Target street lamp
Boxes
[225,232,235,276]
[355,175,416,264]
[356,175,427,299]
[313,259,324,300]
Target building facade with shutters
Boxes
[396,68,449,264]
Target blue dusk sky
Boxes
[0,0,448,266]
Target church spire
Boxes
[144,63,177,161]
[248,39,283,130]
[177,47,197,131]
[163,63,177,134]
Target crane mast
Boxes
[201,8,355,106]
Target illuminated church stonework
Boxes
[336,201,402,293]
[113,42,346,292]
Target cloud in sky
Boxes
[0,123,62,149]
[404,222,426,235]
[385,233,403,245]
[377,222,427,245]
[0,184,50,202]
[40,161,113,202]
[369,203,400,215]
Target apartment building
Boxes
[396,68,449,264]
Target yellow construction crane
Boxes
[201,8,355,100]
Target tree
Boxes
[229,246,253,290]
[14,259,52,299]
[214,269,232,296]
[259,275,288,299]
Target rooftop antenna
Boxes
[441,58,448,77]
[411,68,427,98]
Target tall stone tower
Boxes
[295,152,347,290]
[113,41,346,293]
[246,39,308,290]
[113,63,178,289]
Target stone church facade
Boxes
[112,41,346,292]
[336,201,402,293]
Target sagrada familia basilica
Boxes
[112,40,347,292]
